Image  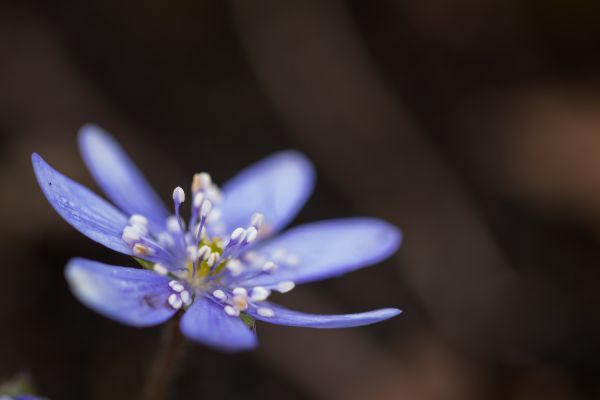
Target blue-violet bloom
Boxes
[32,125,402,351]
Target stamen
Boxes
[192,172,212,193]
[133,243,154,256]
[207,209,221,224]
[129,214,149,227]
[213,289,226,300]
[192,192,205,209]
[180,290,192,306]
[186,245,199,261]
[199,199,213,219]
[276,281,295,293]
[229,227,246,243]
[232,287,248,298]
[205,185,222,203]
[285,254,301,267]
[232,295,248,311]
[157,232,175,248]
[172,186,185,204]
[166,216,181,233]
[153,263,168,275]
[226,259,244,276]
[206,252,220,267]
[168,293,183,309]
[122,226,142,245]
[262,261,278,274]
[257,307,275,318]
[244,251,266,267]
[244,227,258,244]
[250,286,271,302]
[171,187,189,250]
[271,248,301,268]
[168,280,185,293]
[197,245,211,261]
[224,305,239,317]
[250,212,264,229]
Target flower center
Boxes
[120,172,297,316]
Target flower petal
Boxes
[248,303,402,328]
[78,124,169,226]
[242,218,401,286]
[180,296,257,352]
[32,153,132,255]
[65,258,176,327]
[219,150,315,236]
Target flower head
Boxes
[32,124,402,351]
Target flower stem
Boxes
[141,314,186,400]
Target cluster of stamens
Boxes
[210,286,273,318]
[120,172,299,318]
[167,280,193,310]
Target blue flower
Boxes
[32,124,402,352]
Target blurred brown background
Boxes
[2,0,600,399]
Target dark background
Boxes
[2,0,600,399]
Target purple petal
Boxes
[248,303,401,328]
[78,124,169,226]
[242,218,401,286]
[219,151,315,236]
[32,153,132,255]
[65,258,176,327]
[180,296,257,352]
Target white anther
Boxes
[232,295,249,311]
[195,245,209,260]
[192,192,205,209]
[244,251,266,268]
[180,290,192,306]
[244,227,258,244]
[271,248,287,262]
[186,245,199,261]
[285,254,301,267]
[133,243,154,256]
[166,216,180,233]
[244,251,258,262]
[206,186,222,203]
[168,280,185,293]
[191,173,203,193]
[250,286,271,302]
[157,232,175,248]
[153,263,168,275]
[168,293,183,309]
[199,200,213,219]
[277,281,295,293]
[129,214,148,227]
[257,307,275,318]
[250,212,264,229]
[192,172,211,191]
[230,227,246,242]
[172,186,185,204]
[122,226,141,245]
[207,209,221,223]
[197,245,211,260]
[232,287,248,298]
[213,289,226,300]
[224,305,239,317]
[226,259,244,276]
[262,261,278,274]
[207,252,220,267]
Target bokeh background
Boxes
[2,0,600,399]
